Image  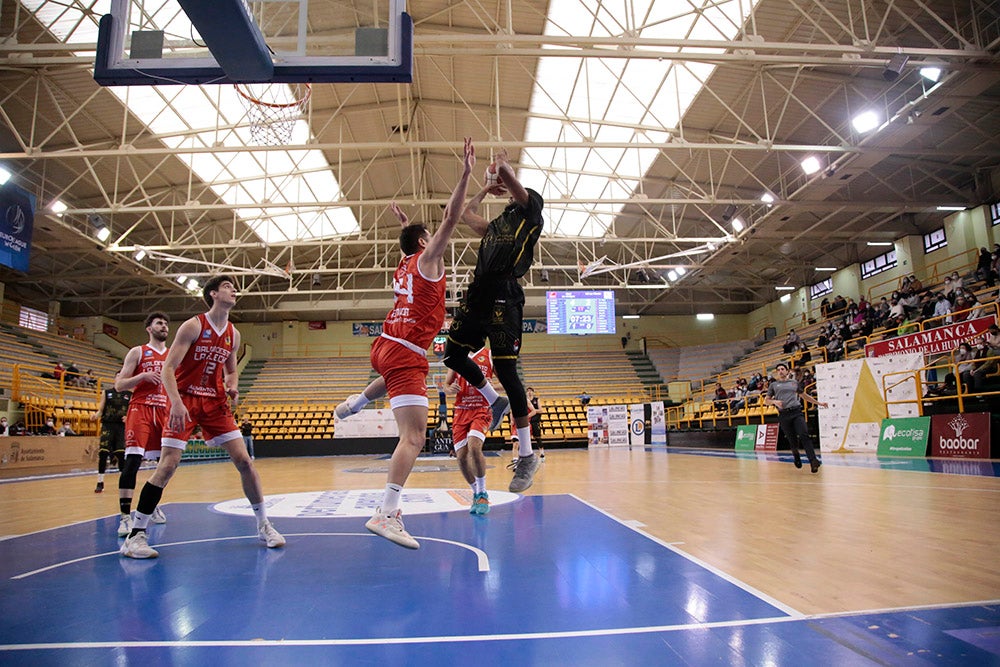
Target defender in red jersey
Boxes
[444,347,495,515]
[121,276,284,560]
[112,312,170,537]
[343,138,475,550]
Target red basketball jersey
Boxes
[455,348,493,410]
[128,344,168,407]
[174,313,235,398]
[381,251,445,354]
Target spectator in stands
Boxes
[240,416,255,460]
[888,298,906,320]
[712,382,730,413]
[0,417,8,436]
[764,361,828,473]
[919,293,936,320]
[944,273,963,300]
[929,342,976,396]
[42,361,64,381]
[10,420,26,436]
[57,420,77,436]
[38,418,57,436]
[826,332,843,362]
[782,329,800,354]
[932,293,952,321]
[970,325,1000,391]
[819,298,831,319]
[976,248,996,287]
[793,341,812,366]
[83,369,97,388]
[578,390,591,407]
[64,362,80,387]
[730,379,749,413]
[830,295,848,317]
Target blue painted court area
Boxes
[1,493,998,665]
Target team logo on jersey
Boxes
[202,329,212,339]
[143,349,153,357]
[224,336,231,345]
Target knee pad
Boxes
[119,455,142,490]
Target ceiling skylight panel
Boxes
[526,0,759,238]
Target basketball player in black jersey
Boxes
[444,147,544,493]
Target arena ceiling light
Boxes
[866,241,893,247]
[186,278,200,291]
[936,205,965,211]
[920,67,942,82]
[622,314,640,320]
[176,275,187,284]
[0,166,10,185]
[800,156,822,175]
[775,285,795,291]
[696,313,715,321]
[760,192,775,205]
[780,294,792,303]
[731,217,744,232]
[95,226,111,242]
[133,248,147,262]
[851,110,880,134]
[815,267,837,271]
[50,199,68,215]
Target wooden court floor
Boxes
[2,446,998,618]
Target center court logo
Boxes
[212,489,519,518]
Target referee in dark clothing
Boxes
[764,362,828,473]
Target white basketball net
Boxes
[235,83,312,146]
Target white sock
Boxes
[517,426,533,457]
[382,483,403,513]
[478,383,500,404]
[132,511,151,530]
[251,502,267,527]
[350,393,371,411]
[98,474,105,483]
[474,476,486,494]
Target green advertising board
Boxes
[877,417,931,457]
[735,425,757,452]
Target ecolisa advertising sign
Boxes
[876,417,930,457]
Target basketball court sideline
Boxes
[1,447,999,664]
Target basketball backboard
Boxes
[94,0,412,86]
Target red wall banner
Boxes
[929,412,991,459]
[864,316,995,358]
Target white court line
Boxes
[11,532,489,580]
[568,493,805,618]
[4,599,999,651]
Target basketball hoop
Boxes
[234,82,312,146]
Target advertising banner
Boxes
[352,322,383,337]
[587,405,609,447]
[333,409,398,439]
[0,436,96,474]
[876,417,931,457]
[607,404,629,447]
[930,413,991,459]
[816,353,923,452]
[0,182,35,273]
[629,403,646,447]
[865,316,994,358]
[735,425,757,451]
[650,401,667,446]
[755,423,779,451]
